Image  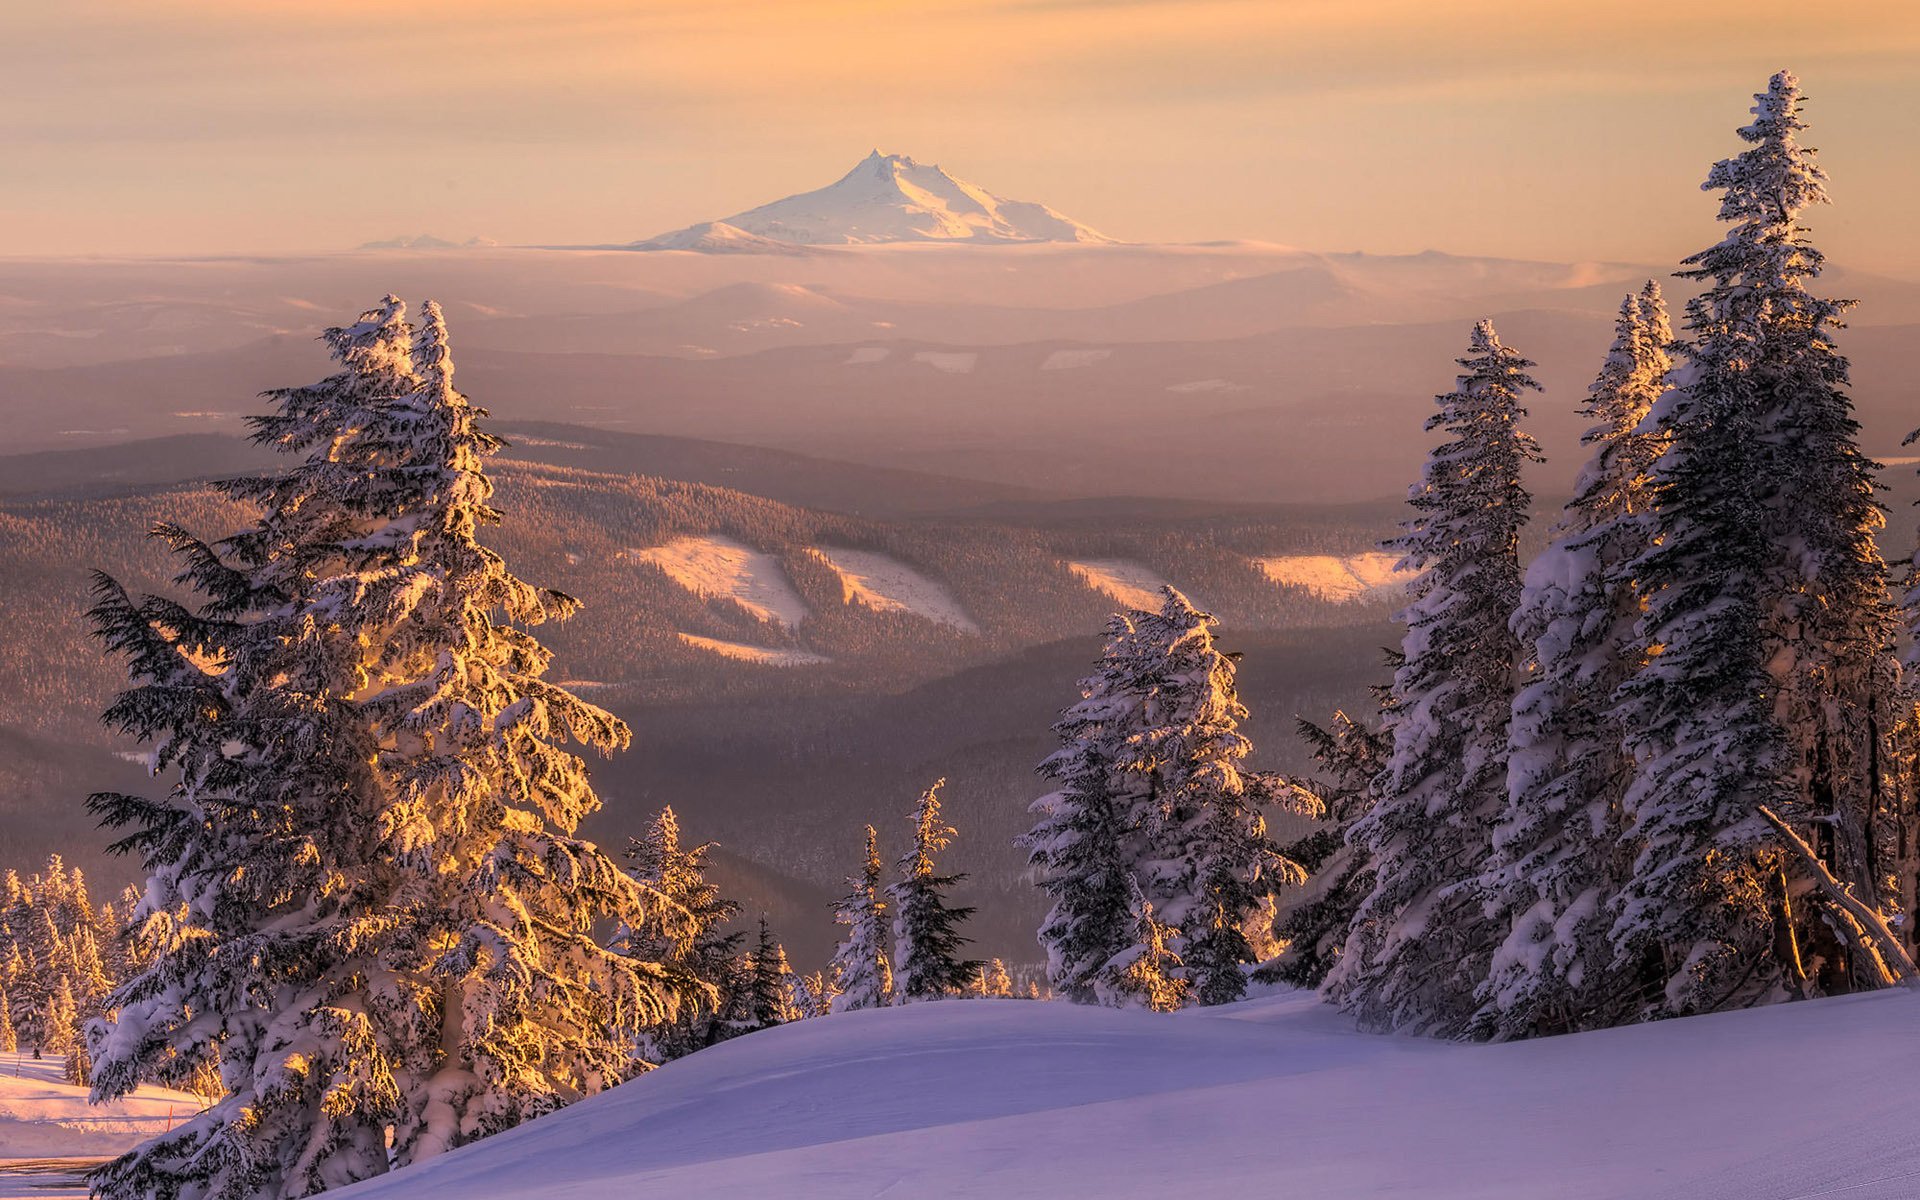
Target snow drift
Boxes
[332,988,1920,1200]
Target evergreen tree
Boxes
[1616,73,1899,1014]
[620,807,743,1062]
[1022,614,1146,1002]
[0,988,15,1054]
[1328,320,1542,1036]
[792,970,839,1019]
[744,919,798,1030]
[1268,710,1390,988]
[982,959,1014,999]
[830,825,894,1012]
[1474,285,1671,1039]
[86,298,676,1200]
[890,780,980,1001]
[1097,877,1188,1013]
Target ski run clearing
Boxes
[1256,551,1415,602]
[1069,559,1186,612]
[675,633,829,667]
[806,547,979,633]
[335,987,1920,1200]
[0,1053,199,1161]
[630,536,809,627]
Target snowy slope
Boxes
[630,536,808,627]
[334,988,1920,1200]
[1069,559,1187,612]
[806,547,979,633]
[0,1052,200,1159]
[639,152,1111,247]
[1257,551,1415,602]
[675,633,829,667]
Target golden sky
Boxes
[6,0,1919,266]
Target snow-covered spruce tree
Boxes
[829,825,894,1012]
[87,298,677,1200]
[620,806,748,1062]
[744,919,799,1030]
[1616,73,1902,1014]
[890,780,980,1001]
[0,988,14,1053]
[1097,876,1188,1013]
[1327,320,1542,1036]
[982,958,1014,998]
[1267,709,1390,989]
[1125,589,1310,1006]
[1021,613,1146,1002]
[1472,285,1671,1040]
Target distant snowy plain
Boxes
[334,988,1920,1199]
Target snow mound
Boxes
[639,151,1112,248]
[631,537,808,627]
[675,633,828,667]
[806,547,979,633]
[1256,552,1414,602]
[0,1052,202,1160]
[912,350,977,374]
[1069,560,1185,613]
[332,989,1920,1200]
[1040,348,1112,371]
[843,347,890,365]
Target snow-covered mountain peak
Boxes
[635,152,1113,250]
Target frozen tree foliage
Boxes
[1026,593,1307,1008]
[1328,320,1542,1036]
[1096,876,1189,1013]
[85,298,679,1200]
[1616,73,1900,1015]
[1473,285,1672,1039]
[890,780,981,1001]
[620,807,746,1063]
[744,919,799,1030]
[1021,614,1147,1002]
[1125,591,1309,1006]
[981,958,1014,998]
[1268,710,1389,989]
[830,825,895,1012]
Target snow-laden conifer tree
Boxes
[1269,710,1389,988]
[86,298,677,1200]
[1473,286,1671,1039]
[1616,73,1901,1013]
[982,958,1014,998]
[620,807,747,1062]
[1327,320,1542,1036]
[744,919,799,1030]
[1126,590,1309,1006]
[830,825,894,1013]
[890,781,980,1001]
[1097,876,1188,1013]
[0,989,14,1054]
[1021,614,1145,1002]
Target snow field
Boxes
[630,536,809,627]
[912,350,978,374]
[1039,348,1112,370]
[1068,559,1186,613]
[1256,551,1414,602]
[0,1053,201,1160]
[333,988,1920,1200]
[805,547,979,633]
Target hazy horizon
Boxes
[6,2,1919,269]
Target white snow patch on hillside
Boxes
[0,1052,202,1160]
[806,547,979,633]
[1068,560,1184,612]
[1256,552,1414,602]
[912,350,977,374]
[1040,348,1111,371]
[333,989,1920,1200]
[843,347,891,365]
[676,633,828,667]
[1167,378,1250,394]
[631,537,808,627]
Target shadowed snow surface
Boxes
[334,989,1920,1199]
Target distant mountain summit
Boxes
[636,151,1112,249]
